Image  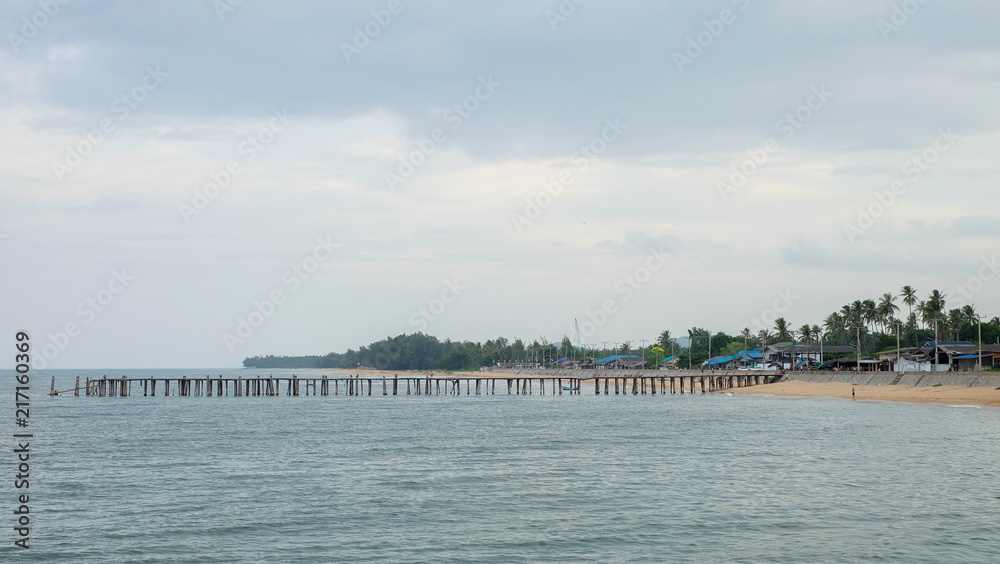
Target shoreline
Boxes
[725,380,1000,408]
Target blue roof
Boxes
[551,356,572,364]
[704,354,741,366]
[595,354,640,363]
[660,355,677,363]
[954,354,990,359]
[702,351,762,366]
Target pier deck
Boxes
[48,372,781,398]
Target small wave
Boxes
[947,404,981,409]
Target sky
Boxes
[1,0,998,369]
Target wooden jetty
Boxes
[47,371,780,398]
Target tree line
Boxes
[244,287,999,370]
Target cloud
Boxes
[597,232,692,258]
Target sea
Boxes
[2,368,998,563]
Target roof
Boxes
[932,344,1000,355]
[922,340,973,349]
[595,354,640,363]
[703,354,740,366]
[764,344,857,354]
[660,355,677,363]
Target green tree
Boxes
[798,324,814,344]
[900,285,918,321]
[877,292,899,332]
[774,318,793,342]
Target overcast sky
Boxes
[2,0,998,368]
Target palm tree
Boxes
[861,299,877,333]
[850,301,864,330]
[740,327,753,350]
[961,304,977,325]
[657,330,674,351]
[811,325,822,344]
[774,318,793,342]
[906,312,919,346]
[759,329,771,349]
[900,285,918,321]
[878,292,899,332]
[825,312,846,345]
[947,309,964,340]
[923,290,947,340]
[798,324,814,344]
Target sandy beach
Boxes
[726,380,1000,408]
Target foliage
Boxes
[245,290,1000,369]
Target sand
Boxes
[726,379,1000,408]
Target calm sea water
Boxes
[2,368,999,562]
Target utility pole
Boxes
[934,319,940,372]
[820,330,825,371]
[640,339,647,369]
[896,322,900,372]
[856,326,861,372]
[978,315,984,371]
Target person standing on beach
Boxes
[852,387,855,400]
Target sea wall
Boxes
[487,368,781,379]
[486,368,1000,388]
[787,371,1000,388]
